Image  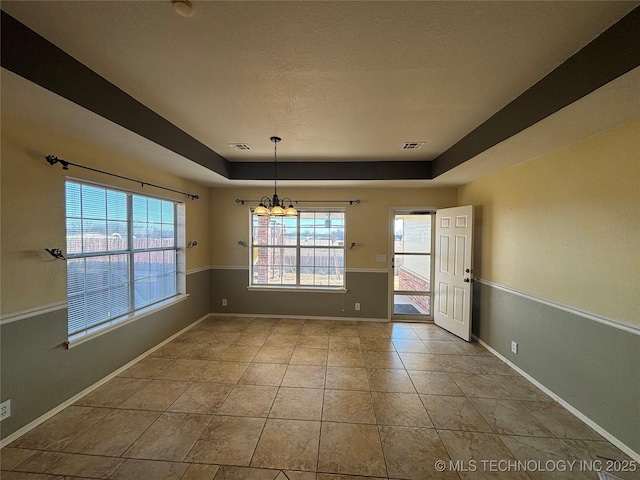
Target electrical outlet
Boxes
[376,254,387,263]
[355,303,361,311]
[511,341,518,354]
[0,399,11,421]
[222,299,227,307]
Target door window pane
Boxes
[394,215,431,253]
[394,294,430,315]
[393,212,433,318]
[394,254,430,292]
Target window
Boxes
[251,210,345,288]
[65,181,182,339]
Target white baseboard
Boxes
[208,312,388,323]
[473,335,640,463]
[6,312,636,462]
[2,311,385,447]
[0,313,208,449]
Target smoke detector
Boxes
[173,0,194,17]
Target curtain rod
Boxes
[46,155,199,200]
[235,199,360,205]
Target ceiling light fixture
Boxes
[172,0,194,17]
[254,137,297,217]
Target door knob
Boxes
[464,278,470,283]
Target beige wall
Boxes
[459,118,640,325]
[0,115,210,315]
[6,108,636,324]
[210,187,458,269]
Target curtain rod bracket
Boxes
[45,248,66,260]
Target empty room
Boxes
[1,2,639,479]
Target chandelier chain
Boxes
[254,136,294,216]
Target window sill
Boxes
[66,294,190,349]
[247,286,348,294]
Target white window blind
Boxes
[65,181,178,337]
[251,210,345,288]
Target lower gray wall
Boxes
[0,269,210,440]
[210,269,388,320]
[473,281,640,454]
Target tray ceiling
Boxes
[1,1,639,186]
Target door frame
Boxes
[388,207,437,322]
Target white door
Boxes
[434,206,474,341]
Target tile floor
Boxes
[2,317,638,480]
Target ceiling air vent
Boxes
[402,142,425,150]
[228,143,252,151]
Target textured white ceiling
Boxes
[1,1,638,186]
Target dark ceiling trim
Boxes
[2,8,638,182]
[431,6,640,178]
[0,10,229,177]
[0,9,431,182]
[229,161,431,181]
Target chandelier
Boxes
[254,136,298,216]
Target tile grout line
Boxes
[315,366,327,475]
[246,324,277,471]
[368,378,390,480]
[4,318,635,477]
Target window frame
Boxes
[65,179,186,346]
[248,208,347,292]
